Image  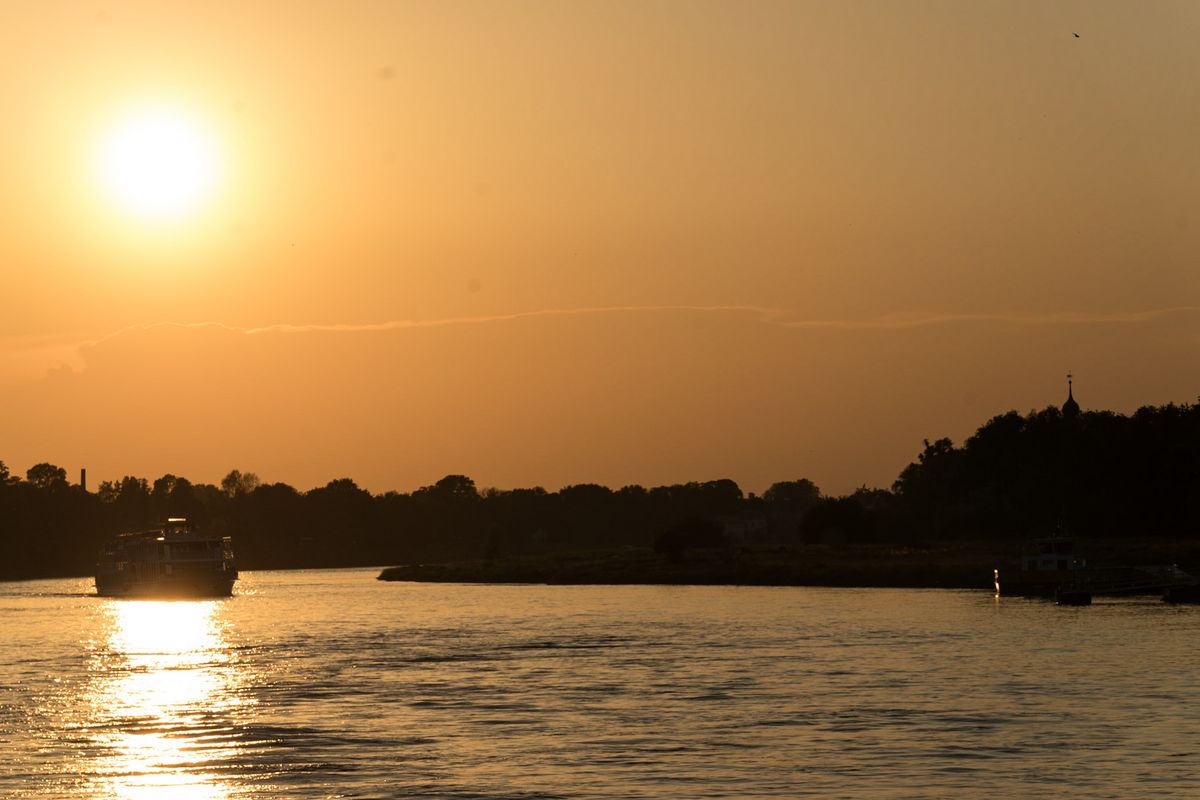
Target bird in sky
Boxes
[1073,32,1080,38]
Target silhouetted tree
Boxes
[763,479,820,509]
[26,463,68,491]
[98,476,152,531]
[425,474,479,501]
[221,469,261,498]
[801,497,873,545]
[149,474,201,522]
[892,437,967,539]
[227,482,304,568]
[654,517,728,563]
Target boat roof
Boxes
[115,520,227,542]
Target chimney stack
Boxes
[80,468,87,493]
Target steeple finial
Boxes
[1062,372,1080,418]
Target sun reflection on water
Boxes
[88,600,242,800]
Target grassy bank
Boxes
[378,537,1200,589]
[378,543,1003,589]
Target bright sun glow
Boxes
[96,106,221,221]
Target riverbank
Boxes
[7,538,1193,590]
[379,537,1200,589]
[378,543,1002,588]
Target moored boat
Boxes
[95,518,237,598]
[995,535,1088,597]
[996,535,1198,601]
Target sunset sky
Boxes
[2,1,1198,496]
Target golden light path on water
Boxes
[88,600,241,800]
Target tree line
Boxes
[1,401,1197,580]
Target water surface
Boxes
[2,569,1198,798]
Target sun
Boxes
[95,105,222,221]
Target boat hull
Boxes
[1163,584,1200,604]
[95,573,236,599]
[1055,587,1093,606]
[995,566,1085,597]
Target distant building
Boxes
[1062,373,1080,419]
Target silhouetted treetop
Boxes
[764,479,821,509]
[557,484,613,503]
[311,478,370,498]
[891,403,1200,540]
[26,463,68,491]
[410,474,479,503]
[221,469,261,498]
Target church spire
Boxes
[1062,372,1080,419]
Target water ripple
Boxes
[2,574,1200,798]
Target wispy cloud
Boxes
[54,305,775,352]
[773,306,1200,330]
[238,304,779,334]
[68,302,1200,347]
[5,303,1199,383]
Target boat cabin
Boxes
[1023,537,1085,572]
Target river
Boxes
[1,569,1198,798]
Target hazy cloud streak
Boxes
[773,306,1200,330]
[6,303,1200,382]
[83,302,1200,343]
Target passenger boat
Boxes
[995,535,1089,597]
[996,535,1197,601]
[95,518,237,598]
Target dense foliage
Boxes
[1,402,1197,580]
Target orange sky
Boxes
[2,1,1198,495]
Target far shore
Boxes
[7,537,1195,591]
[378,543,1000,589]
[379,538,1200,590]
